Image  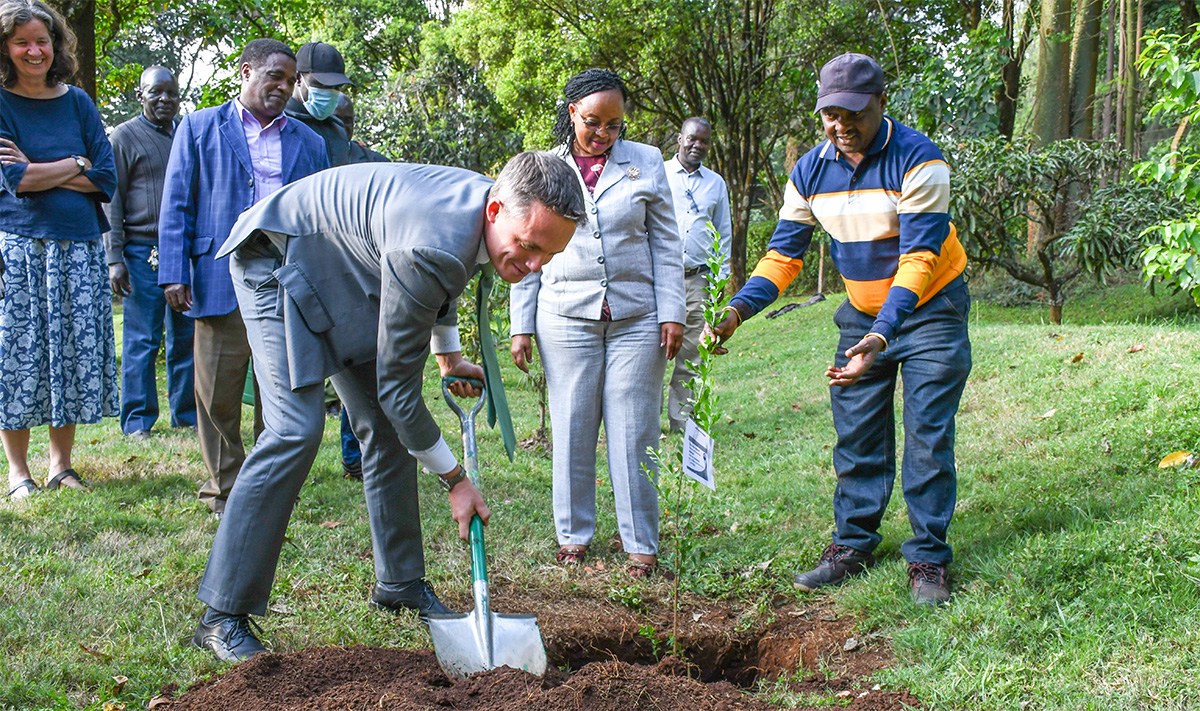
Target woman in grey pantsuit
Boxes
[510,69,685,577]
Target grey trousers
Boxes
[197,254,425,616]
[536,309,665,557]
[667,272,709,431]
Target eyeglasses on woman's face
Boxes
[580,117,624,135]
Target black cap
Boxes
[296,42,352,87]
[814,53,884,113]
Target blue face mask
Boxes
[304,86,341,121]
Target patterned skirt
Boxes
[0,232,119,429]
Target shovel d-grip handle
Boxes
[442,376,491,587]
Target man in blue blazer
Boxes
[158,39,329,517]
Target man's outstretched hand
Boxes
[826,335,885,387]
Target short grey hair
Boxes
[489,151,587,226]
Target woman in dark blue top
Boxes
[0,0,118,500]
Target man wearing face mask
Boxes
[286,42,352,167]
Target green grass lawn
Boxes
[2,286,1199,710]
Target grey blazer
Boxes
[217,163,492,454]
[509,139,685,334]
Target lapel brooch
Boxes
[625,166,641,180]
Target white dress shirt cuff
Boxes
[409,436,459,475]
[430,324,462,355]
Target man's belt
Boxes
[684,265,710,278]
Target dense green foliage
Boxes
[1135,27,1200,305]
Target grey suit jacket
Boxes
[218,163,492,454]
[509,139,685,335]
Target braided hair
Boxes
[551,68,629,148]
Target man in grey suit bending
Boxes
[190,152,586,662]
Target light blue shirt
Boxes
[664,155,732,278]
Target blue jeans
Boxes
[341,406,361,468]
[119,243,196,433]
[829,279,971,565]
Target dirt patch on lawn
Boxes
[165,591,920,710]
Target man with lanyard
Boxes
[104,66,196,441]
[663,117,731,432]
[706,53,971,607]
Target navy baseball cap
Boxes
[296,42,353,87]
[814,53,885,113]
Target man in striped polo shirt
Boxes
[707,53,971,606]
[104,66,197,441]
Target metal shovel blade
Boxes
[427,605,547,680]
[432,377,548,679]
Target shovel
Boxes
[427,376,548,680]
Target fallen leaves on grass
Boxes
[147,698,172,709]
[1159,451,1195,469]
[1127,344,1146,353]
[320,521,343,529]
[1034,408,1057,420]
[79,643,111,661]
[1070,353,1085,363]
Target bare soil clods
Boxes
[167,592,921,710]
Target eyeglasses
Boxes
[684,188,701,214]
[581,117,624,135]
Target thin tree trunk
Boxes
[1070,0,1102,139]
[1123,0,1138,154]
[1101,0,1116,140]
[1116,0,1127,149]
[817,241,826,294]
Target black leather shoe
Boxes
[191,609,268,662]
[793,543,876,592]
[370,579,453,618]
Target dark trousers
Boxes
[829,280,972,565]
[119,244,196,433]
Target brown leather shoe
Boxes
[909,562,950,606]
[556,545,587,565]
[792,543,876,591]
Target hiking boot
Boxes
[908,562,950,607]
[793,544,876,592]
[191,609,267,662]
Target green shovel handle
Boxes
[469,515,488,585]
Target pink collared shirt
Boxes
[234,98,288,203]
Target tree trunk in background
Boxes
[1101,0,1116,140]
[1116,0,1127,148]
[1123,0,1138,154]
[998,0,1019,138]
[1033,0,1073,145]
[1180,0,1200,27]
[1069,0,1102,139]
[61,0,96,99]
[817,241,826,294]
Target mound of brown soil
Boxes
[165,593,920,711]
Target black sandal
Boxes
[6,479,38,499]
[45,469,87,491]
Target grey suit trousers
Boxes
[536,309,664,557]
[197,253,425,616]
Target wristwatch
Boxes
[438,468,467,492]
[71,155,87,174]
